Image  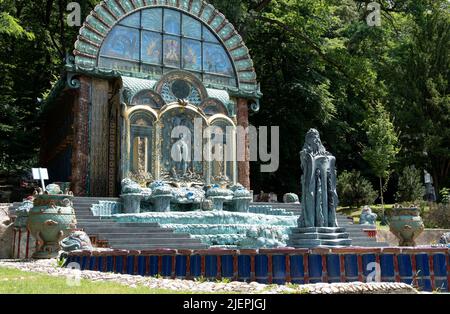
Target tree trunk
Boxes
[379,176,386,225]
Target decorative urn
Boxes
[207,185,233,211]
[389,206,424,247]
[150,181,173,212]
[232,186,252,213]
[120,179,144,214]
[27,185,77,258]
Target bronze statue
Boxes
[298,129,338,228]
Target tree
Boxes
[0,0,96,175]
[362,103,400,222]
[382,0,450,193]
[396,166,425,203]
[337,170,378,208]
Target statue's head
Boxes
[303,128,327,155]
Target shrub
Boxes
[440,188,450,204]
[337,170,378,208]
[395,166,425,203]
[423,203,450,229]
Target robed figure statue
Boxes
[298,129,339,228]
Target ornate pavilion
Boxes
[41,0,261,197]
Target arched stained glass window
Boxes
[129,112,154,174]
[210,120,235,182]
[98,8,237,88]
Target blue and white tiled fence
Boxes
[65,247,450,292]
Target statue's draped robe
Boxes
[299,151,338,228]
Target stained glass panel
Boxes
[164,9,181,35]
[141,64,163,77]
[100,25,140,61]
[142,8,162,31]
[163,35,181,67]
[182,39,201,71]
[203,73,237,87]
[99,57,140,72]
[203,26,219,43]
[119,12,140,28]
[203,43,233,76]
[182,15,201,39]
[132,91,162,109]
[142,31,162,64]
[99,8,238,87]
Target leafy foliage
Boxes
[423,203,450,229]
[337,170,378,208]
[0,0,448,203]
[396,166,426,203]
[362,103,400,180]
[440,188,450,204]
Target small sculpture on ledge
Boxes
[60,231,93,252]
[439,232,450,246]
[283,193,300,204]
[360,205,377,225]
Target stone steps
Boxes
[107,238,203,245]
[288,238,353,248]
[290,232,350,240]
[72,197,209,250]
[78,222,161,228]
[99,233,193,239]
[110,243,209,250]
[79,227,176,234]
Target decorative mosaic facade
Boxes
[41,0,260,196]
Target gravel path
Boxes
[0,259,418,294]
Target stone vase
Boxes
[232,197,252,213]
[389,207,424,247]
[27,194,77,259]
[210,196,227,211]
[121,193,143,214]
[153,195,172,212]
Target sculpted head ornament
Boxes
[303,128,328,156]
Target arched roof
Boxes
[73,0,259,95]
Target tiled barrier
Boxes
[65,247,450,292]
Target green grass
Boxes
[0,267,187,294]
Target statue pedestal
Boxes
[288,227,352,248]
